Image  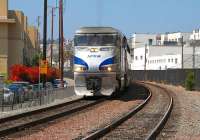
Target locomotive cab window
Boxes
[74,34,117,46]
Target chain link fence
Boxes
[0,87,74,112]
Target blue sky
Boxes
[9,0,200,39]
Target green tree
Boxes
[31,53,42,66]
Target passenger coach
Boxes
[73,27,131,96]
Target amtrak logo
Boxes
[88,55,101,58]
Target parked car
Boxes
[45,82,54,90]
[3,88,14,103]
[12,81,30,93]
[0,84,4,94]
[29,84,43,92]
[8,84,25,94]
[12,81,30,87]
[53,79,68,88]
[0,77,4,94]
[7,84,25,102]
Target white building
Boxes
[131,46,200,70]
[190,29,200,40]
[131,32,191,49]
[131,33,157,48]
[157,32,190,46]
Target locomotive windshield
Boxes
[74,34,117,46]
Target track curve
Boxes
[82,82,173,140]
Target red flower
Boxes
[9,64,60,84]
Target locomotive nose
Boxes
[86,77,102,92]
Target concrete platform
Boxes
[0,95,82,119]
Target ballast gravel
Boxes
[157,83,200,140]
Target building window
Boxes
[135,56,138,60]
[168,59,170,63]
[171,59,173,63]
[140,56,143,60]
[175,58,178,64]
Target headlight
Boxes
[99,66,113,72]
[74,66,87,72]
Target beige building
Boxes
[0,0,39,76]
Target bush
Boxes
[185,71,195,91]
[9,64,60,84]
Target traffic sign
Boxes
[40,60,48,74]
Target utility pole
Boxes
[37,16,41,52]
[59,0,64,87]
[50,7,55,67]
[144,44,147,70]
[58,3,61,71]
[43,0,48,87]
[193,43,196,69]
[144,44,147,81]
[37,16,41,91]
[181,36,184,69]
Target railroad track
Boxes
[82,82,173,140]
[4,83,149,139]
[0,96,106,138]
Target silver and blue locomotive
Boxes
[73,27,131,96]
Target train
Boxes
[73,27,131,96]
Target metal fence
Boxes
[130,69,200,90]
[0,87,74,112]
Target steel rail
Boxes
[0,97,106,137]
[145,83,173,140]
[82,82,152,140]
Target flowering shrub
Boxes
[9,65,60,84]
